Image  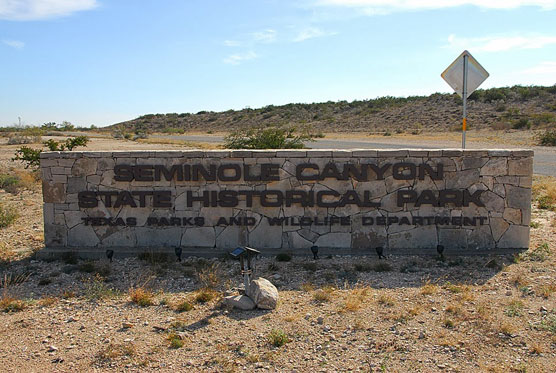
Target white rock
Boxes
[247,277,279,310]
[224,295,256,310]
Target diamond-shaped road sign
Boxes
[441,50,489,98]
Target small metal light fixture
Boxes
[436,245,445,260]
[310,245,319,260]
[375,246,385,259]
[229,246,260,290]
[105,249,114,263]
[174,247,182,262]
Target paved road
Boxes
[155,135,556,176]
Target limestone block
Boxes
[51,175,67,184]
[43,203,54,223]
[247,277,278,310]
[503,208,521,225]
[72,158,97,177]
[521,209,531,226]
[67,177,87,194]
[445,169,479,189]
[248,219,282,249]
[63,211,85,229]
[508,158,532,176]
[216,225,247,248]
[68,224,100,247]
[314,232,351,248]
[481,191,505,213]
[438,229,467,250]
[351,229,387,250]
[44,223,67,247]
[97,158,115,171]
[42,181,65,203]
[466,225,495,250]
[286,231,313,249]
[136,228,182,247]
[480,158,507,176]
[463,157,488,170]
[490,217,509,241]
[182,227,216,248]
[497,225,529,248]
[224,295,256,310]
[388,226,437,249]
[505,185,531,210]
[102,229,137,247]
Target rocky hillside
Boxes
[111,85,556,133]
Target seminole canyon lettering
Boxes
[113,162,442,182]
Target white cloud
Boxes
[252,29,276,43]
[2,39,24,48]
[223,40,241,47]
[317,0,556,13]
[521,61,556,75]
[223,51,258,65]
[293,27,335,42]
[0,0,98,21]
[446,34,556,52]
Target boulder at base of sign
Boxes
[247,277,279,310]
[224,295,256,310]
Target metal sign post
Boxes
[441,50,489,150]
[462,54,468,149]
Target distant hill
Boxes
[110,85,556,134]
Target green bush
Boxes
[224,125,314,149]
[268,329,290,347]
[12,136,89,170]
[0,174,20,194]
[539,129,556,146]
[0,203,18,228]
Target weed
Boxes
[518,243,551,262]
[313,286,334,302]
[301,262,317,271]
[537,315,556,334]
[537,284,556,298]
[354,263,372,272]
[504,300,524,317]
[84,274,118,300]
[38,277,52,286]
[97,342,135,362]
[38,296,58,307]
[373,262,393,272]
[267,262,279,271]
[420,281,438,295]
[196,262,221,289]
[138,252,168,264]
[341,287,369,312]
[268,329,290,347]
[195,288,218,303]
[129,287,154,307]
[1,272,31,288]
[498,320,517,336]
[443,318,455,328]
[167,333,185,349]
[0,174,20,194]
[0,202,18,228]
[378,294,395,307]
[300,282,315,292]
[61,290,76,299]
[0,294,26,312]
[538,129,556,146]
[444,282,464,293]
[275,253,292,262]
[78,261,110,277]
[175,299,193,312]
[529,221,540,228]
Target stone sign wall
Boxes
[40,149,533,257]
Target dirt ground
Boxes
[0,135,555,372]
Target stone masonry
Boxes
[40,149,533,257]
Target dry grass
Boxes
[129,287,155,307]
[377,293,395,307]
[313,285,335,303]
[0,294,26,312]
[38,296,58,307]
[420,281,438,295]
[97,342,136,362]
[340,287,370,312]
[174,299,193,312]
[194,287,218,303]
[532,175,556,210]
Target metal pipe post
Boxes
[462,54,468,149]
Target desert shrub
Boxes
[538,129,556,146]
[0,174,20,194]
[511,118,530,129]
[0,295,26,312]
[138,251,168,264]
[13,136,89,170]
[174,299,193,312]
[0,203,18,228]
[268,329,290,347]
[532,177,556,209]
[129,287,154,307]
[167,333,185,348]
[224,125,314,149]
[275,253,292,262]
[194,288,218,303]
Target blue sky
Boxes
[1,0,555,127]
